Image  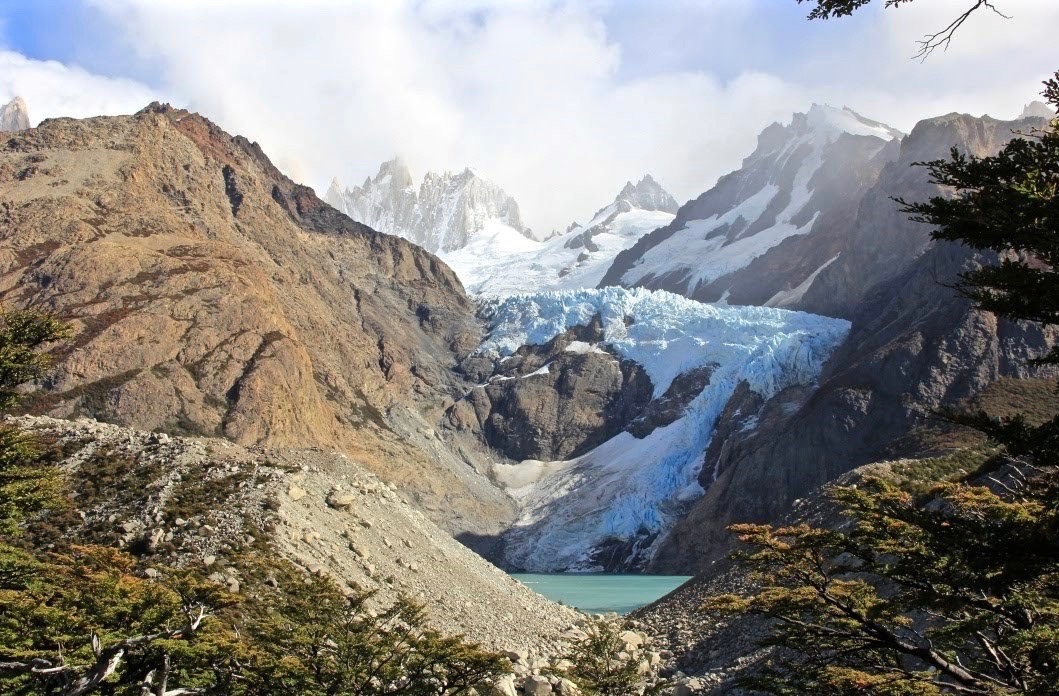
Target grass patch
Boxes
[973,377,1059,425]
[887,446,1001,496]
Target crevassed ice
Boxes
[481,287,851,571]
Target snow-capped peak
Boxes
[0,96,30,132]
[326,157,529,253]
[440,176,678,296]
[608,105,902,303]
[614,174,679,215]
[802,103,904,142]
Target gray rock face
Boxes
[800,111,1053,319]
[447,318,654,462]
[648,111,1057,574]
[602,105,902,306]
[325,157,531,253]
[1020,100,1055,120]
[0,96,30,132]
[0,103,521,541]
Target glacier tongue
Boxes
[480,287,850,571]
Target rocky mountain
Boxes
[0,103,515,541]
[601,105,903,307]
[799,110,1058,318]
[325,157,532,254]
[646,109,1057,574]
[443,175,678,295]
[0,96,30,131]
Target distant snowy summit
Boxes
[602,104,904,307]
[444,174,679,295]
[325,157,532,254]
[1021,100,1056,120]
[0,96,30,132]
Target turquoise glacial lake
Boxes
[511,574,692,614]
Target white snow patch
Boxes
[765,254,840,308]
[524,363,552,377]
[564,341,607,355]
[443,208,675,296]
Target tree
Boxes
[0,545,240,696]
[705,473,1059,694]
[560,622,641,696]
[704,65,1059,694]
[242,561,508,696]
[797,0,1009,59]
[0,309,68,535]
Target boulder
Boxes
[523,676,552,696]
[493,674,518,696]
[326,489,356,510]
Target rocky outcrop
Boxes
[1020,100,1055,120]
[0,96,30,132]
[326,157,532,253]
[800,112,1051,318]
[0,103,514,538]
[447,318,653,462]
[647,111,1058,574]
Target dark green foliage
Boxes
[241,560,508,696]
[0,309,69,536]
[0,544,241,696]
[0,310,68,412]
[705,474,1059,694]
[796,0,913,19]
[561,623,640,696]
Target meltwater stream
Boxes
[511,574,691,614]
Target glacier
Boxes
[478,287,851,571]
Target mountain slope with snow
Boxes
[601,105,902,308]
[326,158,531,254]
[445,175,678,295]
[472,287,850,571]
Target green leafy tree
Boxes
[705,473,1059,694]
[0,310,69,535]
[242,560,508,696]
[560,622,641,696]
[0,545,240,695]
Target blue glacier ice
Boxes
[479,287,851,571]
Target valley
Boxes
[1,2,1057,690]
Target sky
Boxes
[0,0,1055,234]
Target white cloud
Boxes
[5,0,1058,232]
[0,50,156,125]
